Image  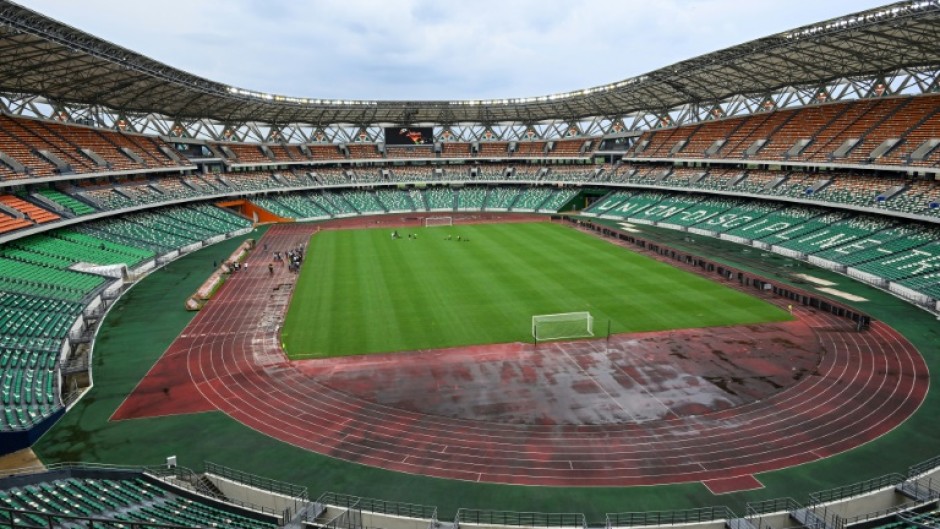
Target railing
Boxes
[911,456,940,478]
[205,460,308,501]
[745,498,801,517]
[320,498,363,529]
[606,506,735,527]
[317,492,437,521]
[455,509,587,529]
[809,473,906,505]
[145,465,285,521]
[838,500,926,526]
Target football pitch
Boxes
[281,222,791,358]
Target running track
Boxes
[113,222,929,489]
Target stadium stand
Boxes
[33,189,95,217]
[549,139,589,157]
[441,142,472,158]
[513,141,547,157]
[478,142,509,157]
[386,145,435,159]
[308,144,343,160]
[457,187,487,210]
[222,142,273,164]
[347,144,382,159]
[0,471,279,529]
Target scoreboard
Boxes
[385,126,434,145]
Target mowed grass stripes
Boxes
[282,222,791,358]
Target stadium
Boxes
[0,0,938,528]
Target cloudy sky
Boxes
[17,0,892,101]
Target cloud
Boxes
[16,0,891,101]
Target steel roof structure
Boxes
[0,0,939,141]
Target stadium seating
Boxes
[484,187,521,210]
[478,142,509,157]
[538,188,578,212]
[308,193,345,216]
[546,167,594,182]
[392,166,436,182]
[251,197,302,219]
[375,189,413,212]
[831,224,935,264]
[409,189,428,210]
[347,144,382,159]
[308,144,343,160]
[0,211,31,234]
[341,190,385,214]
[884,180,940,217]
[549,139,587,157]
[222,142,273,164]
[513,141,547,157]
[34,189,96,216]
[0,476,277,529]
[386,145,435,159]
[314,168,349,186]
[441,142,472,158]
[627,95,940,168]
[0,115,190,181]
[223,172,283,192]
[0,196,58,224]
[78,204,250,253]
[512,187,553,210]
[424,187,455,210]
[457,187,487,210]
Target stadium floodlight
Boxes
[532,312,594,342]
[424,216,453,227]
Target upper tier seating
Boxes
[549,139,588,157]
[347,144,382,159]
[478,142,509,157]
[441,142,472,158]
[0,116,189,181]
[513,141,547,157]
[309,144,343,159]
[629,94,940,166]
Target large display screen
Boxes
[385,126,434,145]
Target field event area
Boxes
[281,222,791,358]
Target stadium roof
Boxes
[0,0,939,127]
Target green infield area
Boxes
[281,222,792,358]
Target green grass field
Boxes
[281,222,791,358]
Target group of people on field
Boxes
[265,242,306,275]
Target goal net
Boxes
[424,216,453,227]
[532,312,594,341]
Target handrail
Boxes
[317,492,437,520]
[809,473,906,505]
[606,506,736,527]
[205,460,308,500]
[456,508,587,529]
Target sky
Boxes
[17,0,894,102]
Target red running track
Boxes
[113,222,929,488]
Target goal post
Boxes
[532,312,594,342]
[424,216,453,228]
